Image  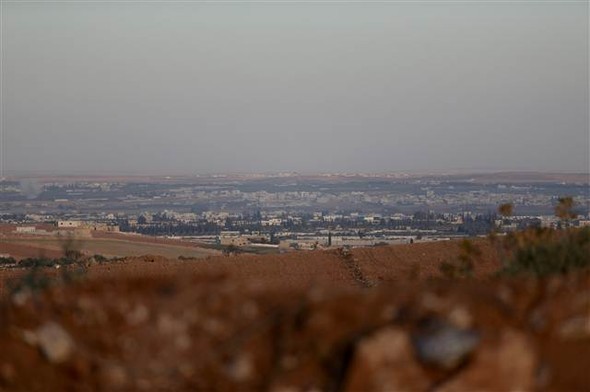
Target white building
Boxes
[57,220,82,228]
[15,226,36,234]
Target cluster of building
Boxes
[6,220,120,239]
[1,175,588,254]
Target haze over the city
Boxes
[2,1,588,175]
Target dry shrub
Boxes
[439,239,481,279]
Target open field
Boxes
[0,239,500,296]
[0,235,219,260]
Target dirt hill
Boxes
[0,240,588,391]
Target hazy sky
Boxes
[2,1,588,175]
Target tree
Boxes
[555,196,576,221]
[498,203,513,218]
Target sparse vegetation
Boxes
[496,196,589,277]
[0,257,16,265]
[554,196,577,221]
[442,197,589,279]
[439,239,481,279]
[92,254,109,263]
[497,227,590,277]
[223,245,241,256]
[19,257,61,268]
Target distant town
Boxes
[1,172,589,253]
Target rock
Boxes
[558,316,590,340]
[174,334,191,351]
[412,320,480,370]
[345,327,430,392]
[126,304,150,326]
[157,313,187,335]
[225,354,254,382]
[447,306,473,330]
[436,329,536,392]
[100,363,129,389]
[36,322,75,364]
[21,330,38,346]
[11,289,32,307]
[203,318,227,336]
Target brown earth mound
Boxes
[0,240,588,391]
[1,272,589,391]
[1,239,499,296]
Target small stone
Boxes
[558,316,590,340]
[226,354,254,382]
[203,318,226,336]
[21,329,38,346]
[447,306,473,329]
[175,334,191,351]
[412,321,480,370]
[157,313,187,335]
[100,363,129,389]
[126,304,149,326]
[36,322,75,364]
[11,289,32,307]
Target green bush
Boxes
[442,195,589,279]
[498,227,590,277]
[0,257,16,265]
[19,257,57,268]
[92,254,109,263]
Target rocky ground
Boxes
[0,241,589,391]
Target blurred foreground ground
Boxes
[0,240,589,391]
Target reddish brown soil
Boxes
[0,243,63,261]
[0,240,588,391]
[90,231,210,249]
[0,230,220,261]
[1,239,500,296]
[352,240,499,282]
